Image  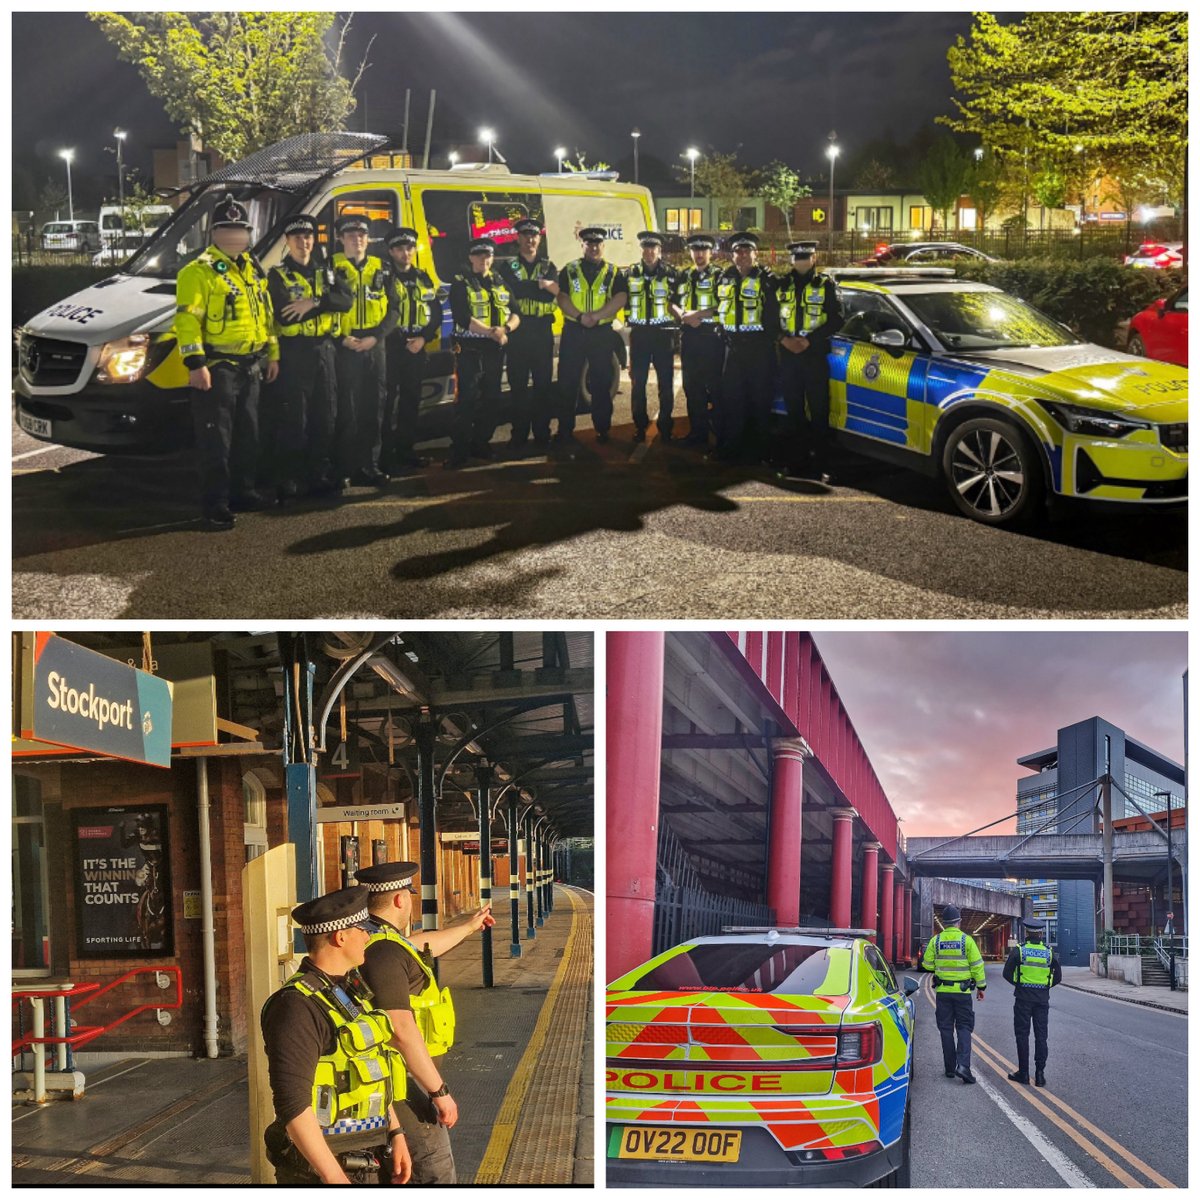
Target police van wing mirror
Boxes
[903,976,920,996]
[869,328,907,350]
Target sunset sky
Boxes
[813,632,1188,838]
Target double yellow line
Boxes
[921,976,1173,1187]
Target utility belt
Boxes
[933,975,975,992]
[629,321,675,333]
[205,346,268,374]
[265,1122,391,1180]
[280,333,336,349]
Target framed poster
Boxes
[71,805,173,957]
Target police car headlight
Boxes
[1040,401,1151,439]
[95,334,150,384]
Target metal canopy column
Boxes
[507,792,522,957]
[525,808,537,938]
[829,808,856,928]
[860,842,881,943]
[415,715,439,941]
[904,887,914,962]
[893,875,906,962]
[477,763,494,987]
[880,863,896,960]
[279,633,319,914]
[767,739,807,926]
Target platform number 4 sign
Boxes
[331,742,351,770]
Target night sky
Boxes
[12,11,976,209]
[815,632,1188,838]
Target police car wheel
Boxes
[1127,332,1147,357]
[941,417,1042,526]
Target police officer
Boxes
[266,214,352,498]
[356,862,496,1184]
[332,214,400,488]
[497,217,559,451]
[776,240,844,479]
[1003,918,1061,1087]
[921,904,987,1084]
[626,231,680,443]
[714,231,779,464]
[447,237,519,468]
[675,233,724,448]
[175,193,279,529]
[260,886,413,1185]
[556,226,628,447]
[382,227,442,475]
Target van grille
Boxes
[19,334,88,387]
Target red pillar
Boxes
[829,808,855,928]
[893,877,906,963]
[860,842,880,942]
[879,864,895,961]
[906,888,914,962]
[606,632,665,982]
[767,739,807,926]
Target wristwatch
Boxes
[429,1083,451,1099]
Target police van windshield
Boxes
[622,943,851,996]
[122,183,295,279]
[902,290,1082,352]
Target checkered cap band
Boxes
[297,904,371,935]
[362,874,415,893]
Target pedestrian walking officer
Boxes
[556,226,628,446]
[382,227,442,475]
[356,861,496,1184]
[260,885,413,1185]
[776,240,844,480]
[1003,918,1062,1087]
[714,231,779,463]
[497,217,559,450]
[332,213,400,488]
[446,237,519,468]
[921,904,987,1084]
[625,231,680,443]
[675,233,724,448]
[174,193,279,530]
[266,214,352,499]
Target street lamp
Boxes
[479,127,496,165]
[825,132,840,255]
[1155,790,1177,990]
[59,148,75,221]
[448,151,459,168]
[686,146,699,200]
[631,128,641,185]
[974,146,984,163]
[554,146,567,173]
[114,129,127,225]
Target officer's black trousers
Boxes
[453,345,502,455]
[505,322,555,443]
[719,335,776,459]
[272,337,337,488]
[190,359,261,515]
[335,341,387,477]
[934,991,976,1073]
[778,347,833,468]
[557,321,616,436]
[680,325,724,441]
[384,337,427,469]
[398,1074,457,1184]
[629,325,675,435]
[1013,991,1050,1074]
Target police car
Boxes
[606,928,918,1187]
[823,269,1188,525]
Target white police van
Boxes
[16,132,655,453]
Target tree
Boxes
[1030,162,1067,230]
[676,151,754,231]
[967,151,1005,232]
[119,176,166,234]
[854,159,898,191]
[757,161,810,238]
[916,137,970,233]
[36,178,69,226]
[89,12,371,161]
[564,153,612,173]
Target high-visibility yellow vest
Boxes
[367,922,457,1056]
[505,258,557,318]
[454,272,511,339]
[777,270,833,337]
[394,269,437,333]
[563,260,619,325]
[716,268,768,333]
[333,253,390,334]
[175,246,277,362]
[676,265,720,323]
[922,928,986,993]
[278,969,406,1137]
[626,263,675,326]
[272,263,338,339]
[1017,942,1053,988]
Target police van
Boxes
[16,132,655,453]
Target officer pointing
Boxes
[1003,917,1061,1087]
[921,904,986,1084]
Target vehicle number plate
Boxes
[18,409,52,438]
[614,1125,741,1163]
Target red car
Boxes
[1124,242,1184,270]
[1128,285,1188,366]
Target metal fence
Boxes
[653,882,776,957]
[1106,934,1189,959]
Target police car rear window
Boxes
[626,943,851,996]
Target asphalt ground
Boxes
[908,964,1187,1187]
[12,380,1187,619]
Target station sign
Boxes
[317,803,406,823]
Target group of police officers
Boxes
[175,194,845,530]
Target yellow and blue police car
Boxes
[823,270,1187,525]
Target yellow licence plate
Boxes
[616,1125,742,1163]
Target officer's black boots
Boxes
[1007,1069,1030,1084]
[944,1069,956,1079]
[956,1067,977,1084]
[1035,1069,1046,1087]
[203,505,236,532]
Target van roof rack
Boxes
[539,170,622,181]
[199,131,393,193]
[721,926,876,938]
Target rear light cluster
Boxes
[773,1022,882,1068]
[786,1141,879,1164]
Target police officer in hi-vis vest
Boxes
[447,237,519,469]
[675,233,724,448]
[625,231,680,444]
[556,226,629,447]
[332,213,400,489]
[921,904,987,1084]
[174,193,279,530]
[1002,917,1062,1087]
[356,862,496,1185]
[776,240,844,480]
[382,227,443,475]
[497,217,560,450]
[260,886,413,1185]
[266,214,353,499]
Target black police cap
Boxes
[284,214,318,236]
[686,234,716,250]
[335,214,371,235]
[728,231,759,249]
[637,230,664,247]
[513,218,543,235]
[1022,918,1046,932]
[578,226,608,242]
[387,226,419,248]
[212,193,253,229]
[789,240,819,259]
[292,885,373,935]
[356,861,420,894]
[468,237,496,254]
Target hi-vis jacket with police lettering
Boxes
[1003,941,1061,993]
[331,253,401,341]
[175,246,278,369]
[922,927,987,993]
[367,920,457,1056]
[777,268,844,348]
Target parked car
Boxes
[1127,286,1187,366]
[606,928,919,1186]
[40,220,102,253]
[93,233,151,267]
[1124,242,1184,270]
[857,241,998,267]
